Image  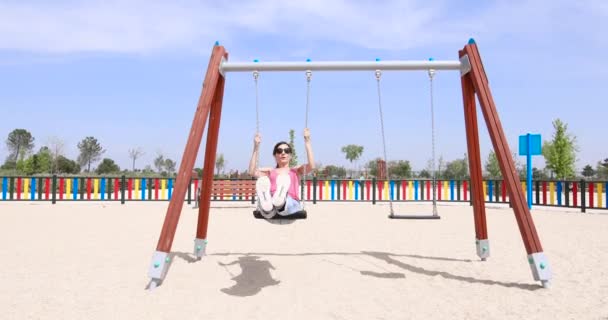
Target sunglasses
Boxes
[274,147,292,154]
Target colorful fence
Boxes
[1,176,606,212]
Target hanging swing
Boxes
[375,60,441,219]
[252,65,311,221]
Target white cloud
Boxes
[0,0,605,54]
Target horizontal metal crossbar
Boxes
[219,60,462,73]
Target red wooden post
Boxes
[196,68,227,242]
[128,178,133,200]
[426,180,431,200]
[87,178,92,200]
[152,44,226,258]
[460,46,488,256]
[501,180,506,202]
[463,181,468,201]
[402,180,407,200]
[366,180,371,200]
[462,40,550,286]
[378,180,383,201]
[342,180,347,200]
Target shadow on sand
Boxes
[160,250,541,294]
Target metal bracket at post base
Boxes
[476,238,490,260]
[194,238,208,259]
[528,252,552,288]
[147,251,171,289]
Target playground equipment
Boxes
[378,59,440,219]
[250,65,309,221]
[147,39,552,289]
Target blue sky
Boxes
[1,0,607,174]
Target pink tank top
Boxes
[269,168,300,200]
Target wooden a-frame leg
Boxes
[461,40,551,287]
[459,52,490,261]
[147,44,227,288]
[194,56,227,259]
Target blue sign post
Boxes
[519,133,542,209]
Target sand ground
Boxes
[1,201,607,320]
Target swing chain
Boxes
[253,70,261,171]
[428,68,438,216]
[302,69,313,209]
[375,69,394,215]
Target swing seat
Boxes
[253,210,307,220]
[388,213,440,219]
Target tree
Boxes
[581,165,595,179]
[215,153,225,176]
[164,158,176,176]
[129,147,144,171]
[341,144,364,177]
[596,158,608,179]
[485,151,501,178]
[154,153,165,173]
[365,158,381,177]
[56,155,80,174]
[6,129,35,161]
[542,118,577,179]
[289,129,298,166]
[443,158,469,180]
[437,156,446,178]
[418,169,431,178]
[47,136,65,174]
[532,167,549,180]
[388,160,412,178]
[77,136,105,172]
[323,165,347,178]
[96,158,120,174]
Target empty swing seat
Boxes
[253,210,307,220]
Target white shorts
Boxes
[257,195,303,216]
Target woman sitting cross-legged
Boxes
[248,128,315,217]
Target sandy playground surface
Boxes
[1,200,607,320]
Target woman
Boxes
[248,128,315,217]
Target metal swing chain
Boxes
[429,68,438,216]
[253,70,260,173]
[375,69,394,215]
[302,70,312,209]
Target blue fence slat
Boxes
[331,180,335,200]
[557,182,562,206]
[488,181,493,202]
[141,178,146,200]
[168,179,173,199]
[2,177,6,200]
[30,178,36,200]
[414,181,419,200]
[100,178,106,200]
[354,181,359,200]
[450,180,454,201]
[73,178,78,200]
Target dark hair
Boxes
[273,141,291,168]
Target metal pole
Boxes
[221,60,462,73]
